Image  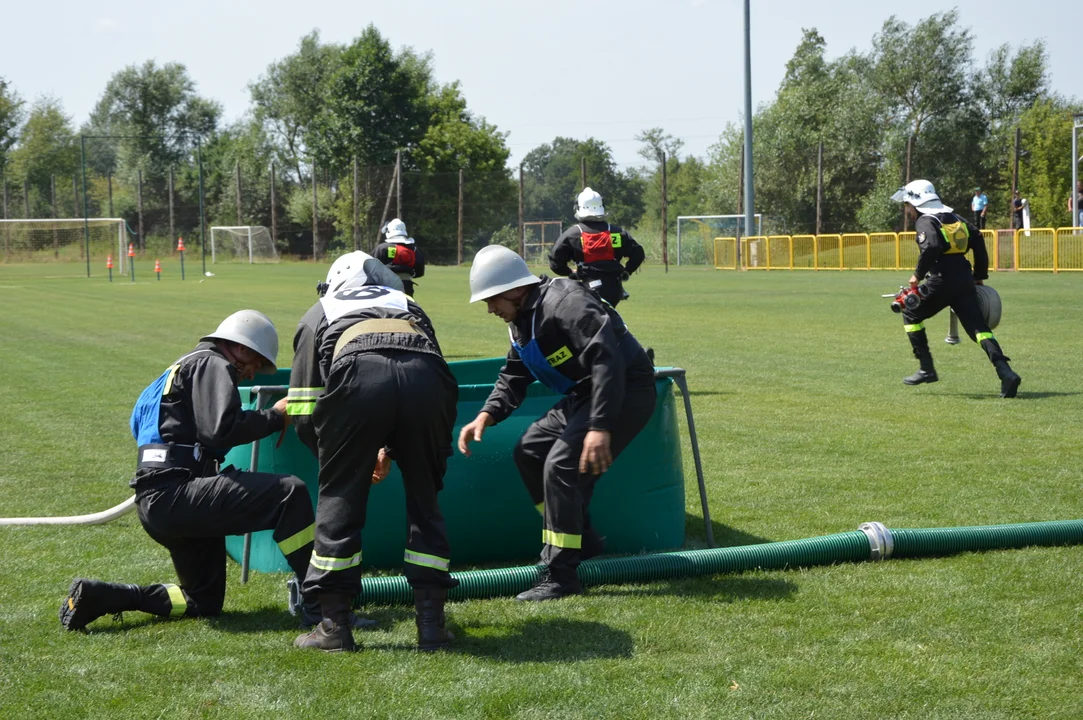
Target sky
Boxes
[3,0,1081,171]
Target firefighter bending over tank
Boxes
[290,252,458,652]
[549,187,645,308]
[458,246,656,601]
[890,179,1022,398]
[59,311,356,632]
[373,218,425,297]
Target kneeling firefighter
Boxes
[290,251,458,652]
[458,245,656,601]
[373,218,425,297]
[60,310,354,632]
[549,187,645,308]
[890,179,1021,398]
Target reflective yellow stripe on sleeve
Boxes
[286,387,323,416]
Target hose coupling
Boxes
[859,521,894,561]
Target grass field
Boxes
[2,261,1083,719]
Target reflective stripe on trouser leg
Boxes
[535,502,544,515]
[164,583,187,617]
[310,552,362,572]
[976,331,995,342]
[403,550,451,572]
[542,529,582,549]
[904,323,925,333]
[278,523,315,556]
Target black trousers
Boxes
[304,350,458,596]
[577,268,626,307]
[902,274,1008,364]
[512,383,657,571]
[136,468,315,616]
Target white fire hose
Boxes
[0,495,136,526]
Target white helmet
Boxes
[469,245,541,303]
[890,179,953,214]
[325,251,404,295]
[200,310,279,372]
[574,187,606,220]
[383,218,414,245]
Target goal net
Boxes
[210,226,278,263]
[676,214,762,266]
[0,218,126,267]
[523,221,563,265]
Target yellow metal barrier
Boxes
[814,235,842,270]
[840,233,870,269]
[1016,228,1056,271]
[768,236,792,269]
[1054,228,1083,272]
[869,233,898,270]
[742,236,769,269]
[898,232,918,270]
[791,235,816,269]
[713,237,737,270]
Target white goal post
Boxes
[209,226,279,264]
[0,218,127,269]
[676,214,762,266]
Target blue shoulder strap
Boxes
[129,350,212,445]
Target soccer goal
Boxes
[210,226,278,264]
[0,218,127,267]
[676,214,762,266]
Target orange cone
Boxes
[106,255,113,269]
[154,258,162,273]
[177,237,185,252]
[128,243,135,257]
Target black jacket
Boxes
[289,287,444,457]
[914,212,989,282]
[480,276,654,433]
[549,221,645,277]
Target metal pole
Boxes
[742,0,755,248]
[736,142,744,268]
[661,151,668,272]
[1073,116,1081,229]
[353,157,360,251]
[311,160,319,260]
[270,160,277,251]
[518,163,525,258]
[235,160,243,226]
[903,135,913,232]
[1011,128,1020,230]
[395,150,402,220]
[816,140,824,236]
[457,168,464,265]
[50,175,58,259]
[81,136,91,278]
[168,166,175,248]
[197,138,207,276]
[137,169,144,251]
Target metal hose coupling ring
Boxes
[858,521,895,561]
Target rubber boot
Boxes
[994,360,1021,398]
[293,593,356,652]
[290,579,377,631]
[59,579,140,631]
[414,588,454,651]
[515,566,583,602]
[904,329,938,386]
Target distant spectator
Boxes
[971,187,988,230]
[1012,190,1024,230]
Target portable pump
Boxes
[884,285,931,313]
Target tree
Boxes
[0,76,24,175]
[8,97,78,217]
[249,31,342,183]
[1014,97,1083,227]
[522,137,644,228]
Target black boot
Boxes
[994,360,1021,398]
[414,588,454,651]
[515,566,583,602]
[59,579,139,631]
[903,344,938,386]
[290,579,377,630]
[293,593,356,652]
[903,368,938,385]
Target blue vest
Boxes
[129,350,210,446]
[509,312,576,395]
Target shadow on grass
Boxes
[450,617,633,663]
[595,574,797,603]
[939,390,1080,400]
[682,513,774,548]
[208,605,414,634]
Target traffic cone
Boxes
[106,254,113,283]
[128,244,136,282]
[177,237,185,252]
[128,243,135,257]
[154,258,162,281]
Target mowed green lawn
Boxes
[2,261,1082,719]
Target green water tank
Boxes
[224,358,686,571]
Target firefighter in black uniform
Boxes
[60,310,324,631]
[549,187,645,308]
[290,251,458,652]
[890,179,1022,397]
[458,245,657,601]
[373,217,425,297]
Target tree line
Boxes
[0,12,1079,263]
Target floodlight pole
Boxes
[80,136,91,278]
[742,0,755,252]
[1073,114,1083,229]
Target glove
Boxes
[620,271,630,282]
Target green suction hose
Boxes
[359,519,1083,607]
